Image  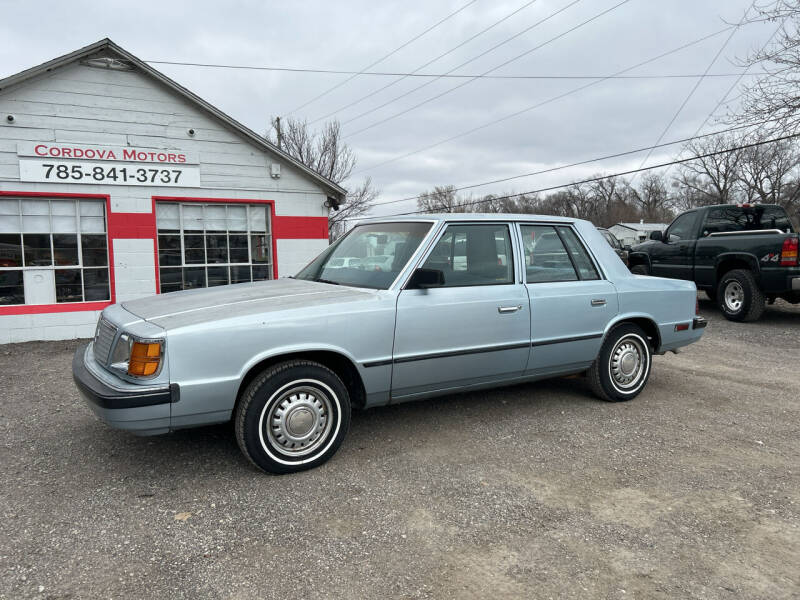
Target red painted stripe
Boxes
[0,301,112,316]
[273,216,329,239]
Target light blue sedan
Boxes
[72,214,706,474]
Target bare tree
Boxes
[735,1,800,134]
[674,133,745,206]
[267,117,377,240]
[632,173,675,222]
[417,185,472,213]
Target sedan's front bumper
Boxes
[72,344,174,436]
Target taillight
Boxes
[780,237,798,266]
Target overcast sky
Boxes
[1,0,776,216]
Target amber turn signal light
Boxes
[128,341,162,377]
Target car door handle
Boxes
[591,299,607,307]
[498,305,522,314]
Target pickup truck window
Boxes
[703,205,795,235]
[296,222,432,289]
[421,224,514,287]
[666,211,699,241]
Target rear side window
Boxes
[557,227,600,280]
[703,205,795,235]
[520,225,578,283]
[421,224,514,287]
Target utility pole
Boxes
[274,117,282,150]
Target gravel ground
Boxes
[1,298,798,599]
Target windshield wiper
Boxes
[314,278,340,285]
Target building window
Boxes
[155,202,273,293]
[0,197,110,306]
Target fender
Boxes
[713,251,761,283]
[237,342,364,383]
[627,251,652,271]
[601,312,662,352]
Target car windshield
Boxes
[296,222,432,289]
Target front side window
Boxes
[420,223,514,287]
[156,202,273,293]
[666,211,699,241]
[0,197,109,305]
[297,222,432,289]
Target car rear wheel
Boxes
[716,269,765,322]
[588,323,652,402]
[235,360,351,474]
[630,264,649,275]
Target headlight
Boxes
[109,334,164,378]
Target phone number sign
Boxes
[19,158,200,187]
[17,142,200,187]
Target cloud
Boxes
[1,0,771,215]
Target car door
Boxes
[649,211,700,280]
[520,224,618,375]
[391,222,530,400]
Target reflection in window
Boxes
[0,198,110,305]
[155,202,273,293]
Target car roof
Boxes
[354,213,583,225]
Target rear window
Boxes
[703,205,795,235]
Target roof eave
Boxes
[0,38,347,202]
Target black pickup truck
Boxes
[628,203,799,322]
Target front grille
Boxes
[93,319,117,365]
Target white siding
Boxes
[0,61,329,214]
[277,238,329,277]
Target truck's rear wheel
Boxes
[716,269,765,322]
[235,360,351,474]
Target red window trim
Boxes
[151,196,280,289]
[0,190,116,316]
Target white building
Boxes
[608,221,668,247]
[0,39,345,344]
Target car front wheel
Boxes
[235,360,351,474]
[588,323,652,402]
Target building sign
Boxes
[17,142,201,187]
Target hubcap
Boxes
[724,281,744,312]
[610,336,646,390]
[266,386,332,457]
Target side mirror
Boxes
[623,244,632,252]
[408,268,445,289]
[649,230,663,242]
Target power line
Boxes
[144,60,757,80]
[336,0,585,129]
[663,17,786,177]
[282,0,479,116]
[351,25,737,177]
[347,119,775,215]
[629,2,755,184]
[306,0,540,125]
[364,132,800,218]
[345,0,632,138]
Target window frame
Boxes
[0,194,112,308]
[153,198,275,293]
[408,221,519,289]
[517,222,606,285]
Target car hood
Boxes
[121,278,379,330]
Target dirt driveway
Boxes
[1,298,798,599]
